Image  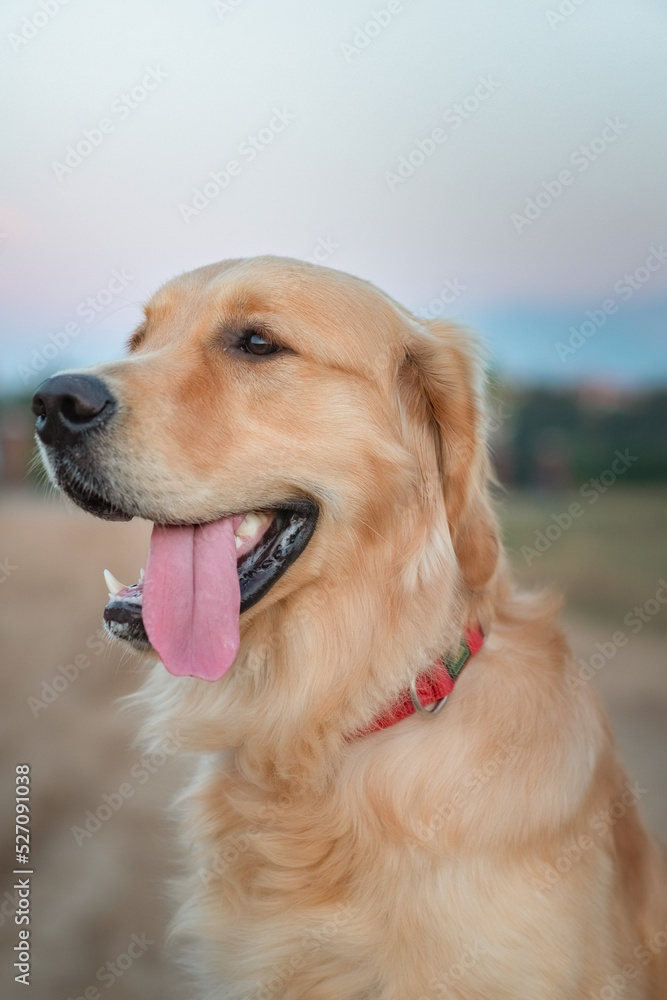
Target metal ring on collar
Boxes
[409,679,448,716]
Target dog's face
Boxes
[33,256,498,687]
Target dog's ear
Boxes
[402,319,499,594]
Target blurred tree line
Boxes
[489,382,667,489]
[1,384,666,489]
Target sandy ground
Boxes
[1,490,666,1000]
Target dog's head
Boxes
[33,257,501,739]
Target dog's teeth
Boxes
[139,568,145,582]
[235,535,243,550]
[235,511,269,539]
[104,569,128,596]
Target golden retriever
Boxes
[33,256,667,999]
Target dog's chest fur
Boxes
[173,713,652,1000]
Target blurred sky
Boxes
[1,0,666,392]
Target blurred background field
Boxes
[502,485,667,629]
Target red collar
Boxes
[360,627,484,736]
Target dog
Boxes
[33,256,667,999]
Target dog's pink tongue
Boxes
[143,519,240,681]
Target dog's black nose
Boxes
[32,374,116,447]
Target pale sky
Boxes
[1,0,666,390]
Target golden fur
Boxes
[76,257,666,997]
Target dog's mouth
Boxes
[99,501,318,681]
[46,455,318,681]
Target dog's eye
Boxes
[239,331,280,356]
